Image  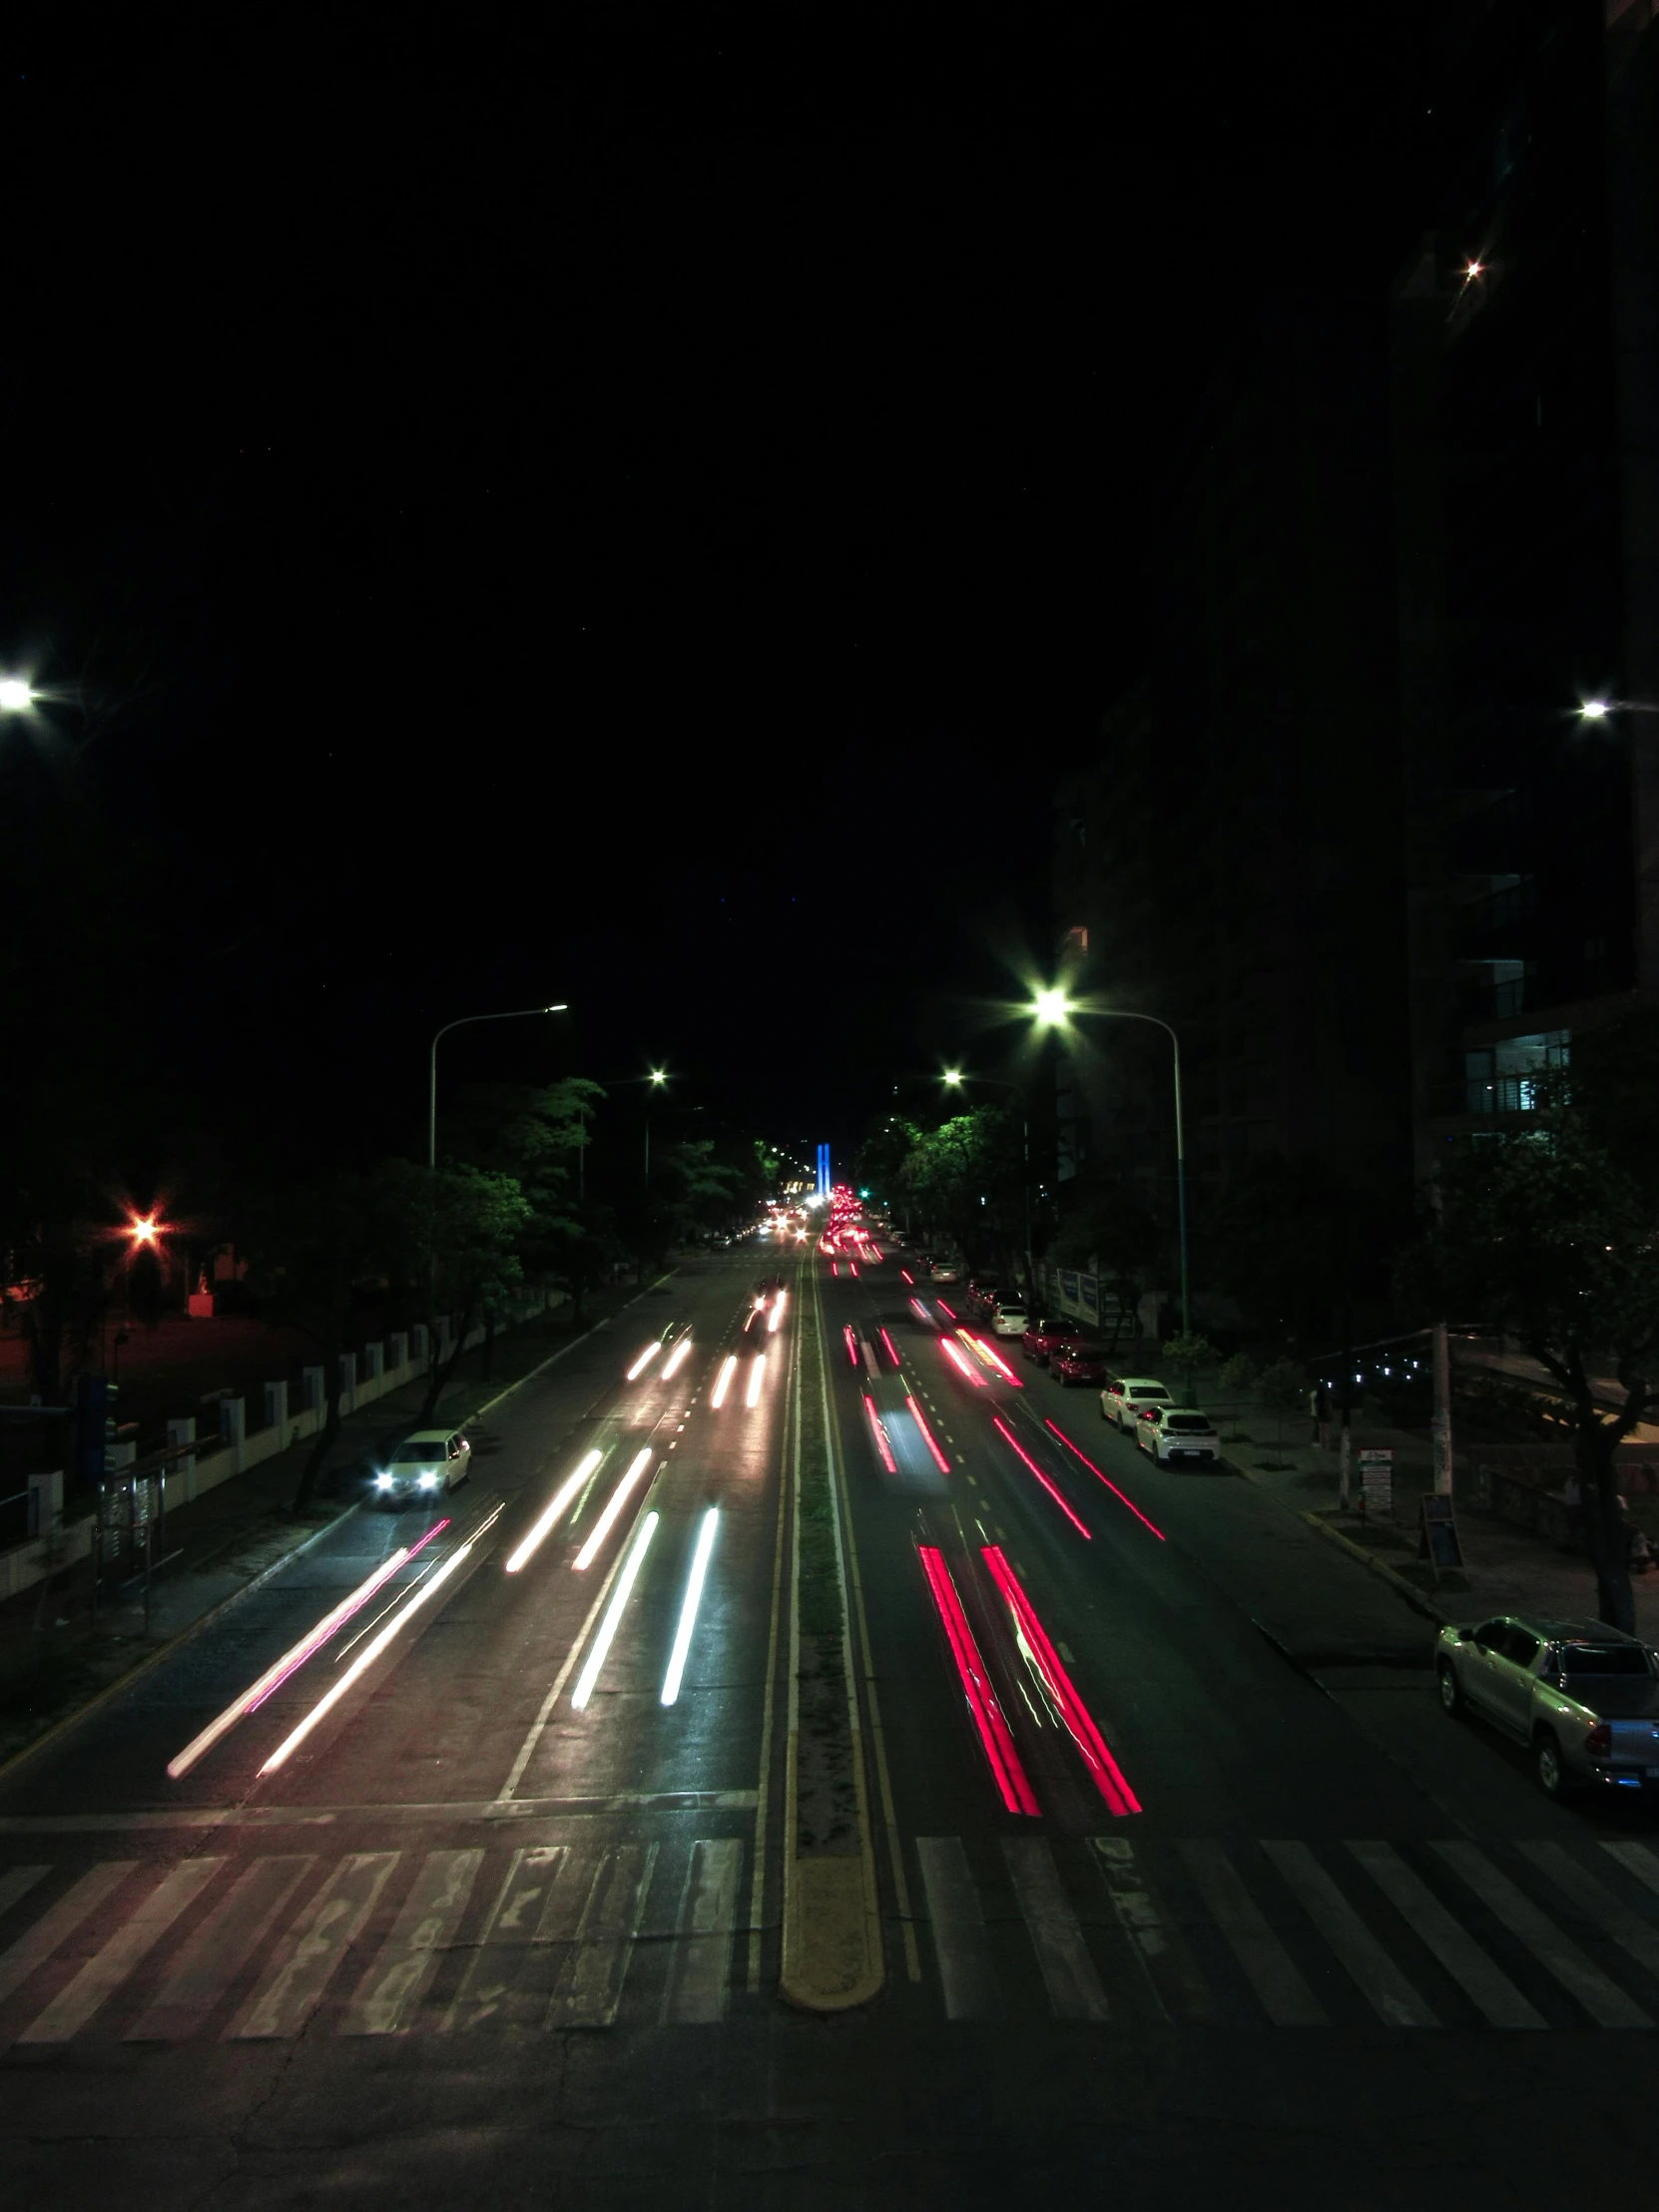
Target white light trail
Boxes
[711,1355,738,1407]
[573,1447,654,1570]
[571,1511,659,1711]
[258,1534,477,1774]
[661,1335,693,1377]
[660,1508,719,1706]
[767,1291,787,1335]
[167,1527,444,1779]
[504,1449,603,1574]
[746,1353,767,1406]
[627,1342,663,1381]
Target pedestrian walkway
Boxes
[5,1819,1659,2042]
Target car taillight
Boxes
[1586,1722,1612,1759]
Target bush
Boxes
[1218,1353,1258,1396]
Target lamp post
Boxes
[940,1068,1032,1298]
[1030,990,1190,1340]
[0,678,37,714]
[428,1003,569,1168]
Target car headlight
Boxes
[418,1471,439,1489]
[374,1472,393,1488]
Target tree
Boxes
[243,1171,384,1512]
[374,1158,531,1420]
[1407,1012,1659,1629]
[900,1109,1023,1278]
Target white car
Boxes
[1136,1406,1221,1466]
[373,1428,472,1505]
[990,1305,1028,1338]
[1100,1376,1173,1430]
[930,1262,961,1283]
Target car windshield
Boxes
[393,1440,446,1462]
[1559,1644,1652,1676]
[1134,1387,1170,1401]
[1166,1416,1212,1432]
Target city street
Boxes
[2,1249,1658,2210]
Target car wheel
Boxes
[1436,1661,1464,1718]
[1534,1731,1569,1798]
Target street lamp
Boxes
[1030,989,1190,1339]
[428,1003,569,1168]
[1578,698,1659,719]
[0,678,36,714]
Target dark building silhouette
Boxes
[1391,0,1659,1176]
[1056,0,1659,1329]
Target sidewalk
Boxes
[1215,1391,1659,1638]
[0,1275,666,1771]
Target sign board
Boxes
[1417,1492,1463,1571]
[1061,1270,1080,1309]
[1081,1275,1098,1314]
[1359,1447,1392,1520]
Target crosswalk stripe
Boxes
[16,1858,224,2045]
[1518,1842,1659,1986]
[1002,1838,1109,2020]
[1600,1840,1659,1903]
[339,1850,484,2035]
[1263,1841,1437,2027]
[1089,1837,1217,2021]
[1349,1843,1543,2029]
[1432,1842,1652,2029]
[663,1838,742,2024]
[129,1857,316,2041]
[1178,1842,1326,2025]
[445,1844,571,2031]
[549,1843,658,2028]
[229,1853,400,2038]
[0,1867,49,1924]
[0,1862,136,2006]
[917,1837,1002,2019]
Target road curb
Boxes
[0,1499,361,1788]
[1302,1511,1452,1627]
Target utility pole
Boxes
[1431,1320,1454,1495]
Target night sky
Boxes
[1,5,1428,1167]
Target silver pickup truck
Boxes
[1436,1614,1659,1798]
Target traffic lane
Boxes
[178,1264,778,1811]
[504,1311,788,1806]
[0,1266,745,1819]
[1025,1354,1659,1839]
[836,1281,1448,1845]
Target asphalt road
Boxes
[3,1245,1659,2210]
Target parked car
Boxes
[1023,1318,1087,1364]
[1436,1615,1659,1797]
[1137,1406,1221,1465]
[1100,1375,1173,1429]
[373,1428,472,1506]
[1051,1342,1108,1386]
[963,1278,999,1313]
[930,1261,961,1283]
[989,1303,1028,1338]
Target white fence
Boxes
[0,1296,557,1606]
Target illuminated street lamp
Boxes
[1577,698,1659,720]
[1029,989,1190,1338]
[0,678,35,713]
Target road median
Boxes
[780,1264,883,2012]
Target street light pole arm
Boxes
[427,1003,568,1169]
[1072,1007,1189,1339]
